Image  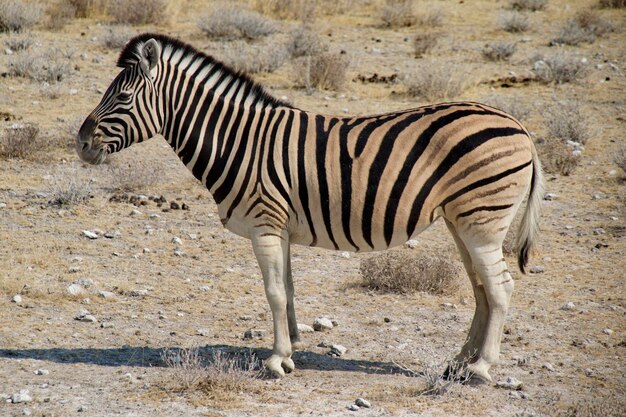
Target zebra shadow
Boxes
[0,344,418,377]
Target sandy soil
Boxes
[1,0,625,416]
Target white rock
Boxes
[339,251,351,259]
[196,328,210,336]
[405,239,419,249]
[143,248,151,253]
[75,309,97,322]
[67,283,84,295]
[98,291,115,299]
[529,265,545,274]
[11,390,32,403]
[82,230,98,239]
[130,209,142,216]
[441,302,457,309]
[542,362,556,372]
[34,369,49,375]
[11,294,22,303]
[543,193,557,201]
[348,404,359,411]
[149,214,160,219]
[313,317,334,331]
[297,323,315,333]
[172,236,183,245]
[329,344,347,357]
[0,202,6,209]
[561,302,576,311]
[174,250,185,257]
[101,322,114,329]
[355,398,371,408]
[602,328,613,335]
[496,376,523,390]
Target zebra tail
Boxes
[517,141,544,274]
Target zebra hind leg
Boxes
[251,230,295,377]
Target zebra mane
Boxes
[117,33,289,109]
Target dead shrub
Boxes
[509,0,547,11]
[47,169,93,207]
[4,32,33,51]
[0,0,42,32]
[0,124,44,160]
[614,149,626,174]
[101,26,135,49]
[482,94,530,121]
[45,1,76,30]
[552,10,614,45]
[498,11,530,32]
[404,60,469,101]
[105,152,161,192]
[538,139,580,176]
[360,250,462,295]
[532,53,587,84]
[198,7,279,40]
[220,41,289,74]
[599,0,626,7]
[545,101,592,145]
[381,0,416,28]
[413,32,439,58]
[9,48,73,83]
[416,8,444,27]
[287,25,328,58]
[293,52,349,92]
[482,42,517,61]
[107,0,168,25]
[68,0,106,18]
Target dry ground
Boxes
[1,0,625,416]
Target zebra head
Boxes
[77,38,162,165]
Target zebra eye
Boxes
[117,91,132,100]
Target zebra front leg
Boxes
[252,230,294,377]
[284,245,304,351]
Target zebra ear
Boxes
[139,38,160,77]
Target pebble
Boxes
[339,251,351,259]
[68,266,81,273]
[82,230,98,239]
[196,328,210,336]
[441,302,457,309]
[348,404,360,411]
[297,323,315,333]
[67,283,84,295]
[355,398,371,408]
[101,322,114,329]
[11,294,22,303]
[542,362,556,372]
[496,376,523,390]
[313,317,334,331]
[0,202,6,209]
[34,369,49,375]
[592,228,605,235]
[174,250,185,257]
[329,344,347,357]
[561,302,576,311]
[11,390,32,403]
[602,328,613,335]
[149,214,160,219]
[104,230,121,239]
[238,315,252,321]
[543,193,557,201]
[23,409,32,416]
[405,239,419,249]
[244,329,266,339]
[529,265,545,274]
[172,236,183,245]
[75,309,97,322]
[143,248,151,254]
[98,291,116,299]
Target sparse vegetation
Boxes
[4,32,33,51]
[499,11,530,32]
[405,60,469,101]
[381,0,416,28]
[416,8,444,27]
[598,0,626,8]
[0,124,44,160]
[482,94,531,121]
[413,32,440,58]
[545,101,592,145]
[532,53,587,84]
[220,41,289,74]
[552,10,614,45]
[68,0,106,18]
[615,149,626,174]
[47,170,93,207]
[9,48,73,83]
[293,52,349,93]
[45,1,76,30]
[198,7,279,40]
[509,0,547,11]
[538,139,579,176]
[101,26,135,49]
[105,153,161,192]
[360,250,461,295]
[287,26,328,58]
[107,0,168,25]
[253,0,316,22]
[0,0,42,32]
[482,42,517,61]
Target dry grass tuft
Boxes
[509,0,547,11]
[614,149,626,174]
[0,124,46,160]
[8,48,73,83]
[552,10,614,45]
[599,0,625,7]
[198,6,279,40]
[160,347,263,396]
[538,140,579,176]
[107,0,168,25]
[287,25,328,58]
[532,53,587,84]
[545,101,592,145]
[101,26,135,49]
[404,60,469,101]
[68,0,106,18]
[360,250,461,295]
[413,32,440,58]
[0,0,42,32]
[45,1,76,30]
[220,41,289,74]
[482,94,530,121]
[482,42,517,61]
[498,11,530,32]
[381,0,416,28]
[4,32,33,51]
[416,8,444,27]
[47,169,93,207]
[293,52,349,93]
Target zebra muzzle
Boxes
[77,116,107,165]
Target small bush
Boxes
[552,10,614,45]
[287,26,327,58]
[293,52,349,93]
[9,48,73,83]
[416,8,444,27]
[413,32,439,58]
[538,139,579,176]
[0,0,42,32]
[482,42,517,61]
[220,41,289,74]
[68,0,106,18]
[45,2,76,30]
[360,250,461,295]
[509,0,547,11]
[545,101,592,145]
[599,0,626,7]
[198,7,279,40]
[532,53,587,84]
[499,11,530,32]
[0,124,43,159]
[381,0,416,28]
[4,32,33,51]
[107,0,168,25]
[482,94,530,121]
[101,26,135,49]
[47,170,93,207]
[405,60,469,101]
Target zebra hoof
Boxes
[266,355,286,378]
[281,357,295,373]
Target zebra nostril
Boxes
[82,142,90,152]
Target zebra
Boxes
[77,33,543,383]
